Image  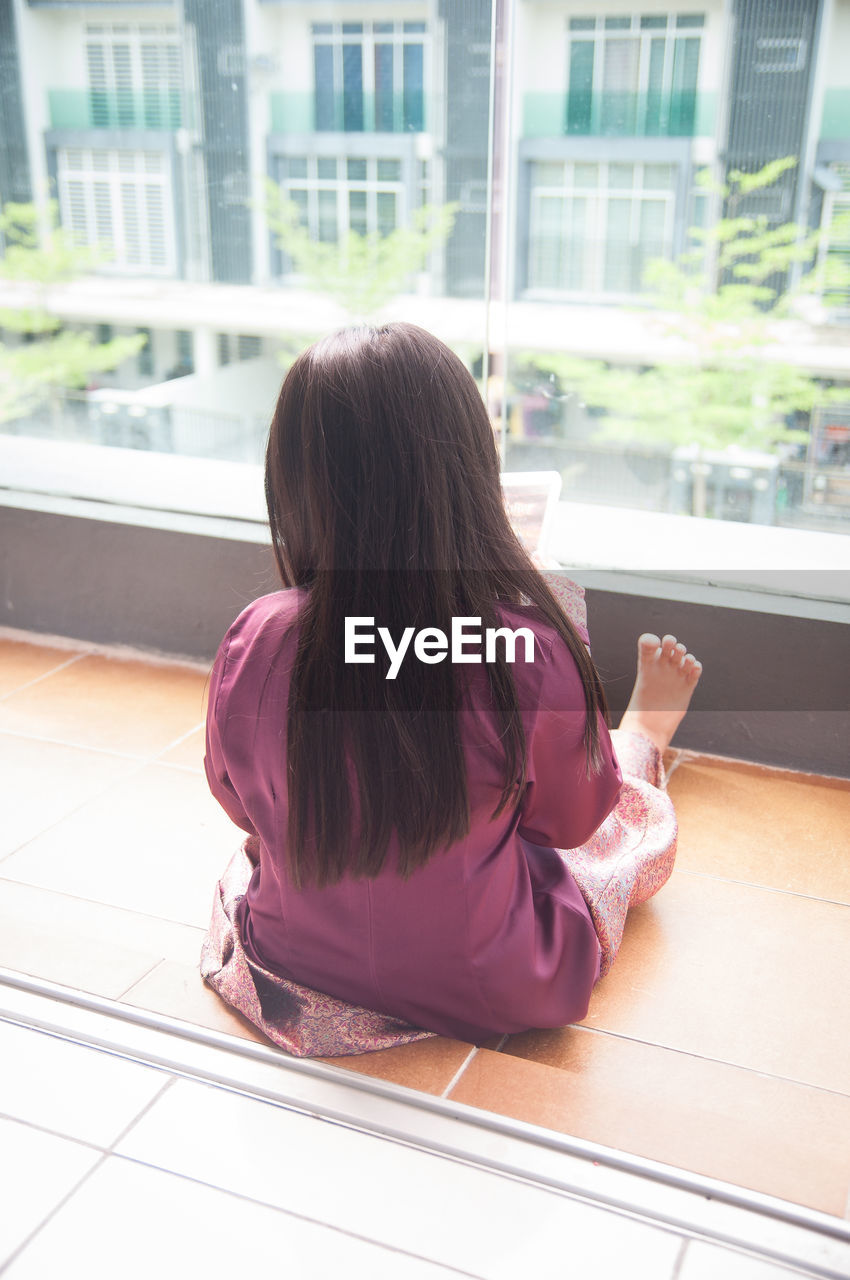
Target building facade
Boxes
[1,0,848,385]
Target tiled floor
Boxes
[2,629,849,1233]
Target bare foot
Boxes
[618,634,702,754]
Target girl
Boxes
[202,323,701,1056]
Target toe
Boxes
[661,634,677,657]
[638,633,661,656]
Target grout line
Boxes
[0,725,151,761]
[674,866,850,910]
[670,1235,689,1280]
[151,719,206,759]
[0,651,87,703]
[117,958,167,1003]
[440,1047,479,1099]
[0,757,152,867]
[105,1075,178,1153]
[0,875,206,938]
[570,1023,850,1099]
[0,1152,110,1276]
[108,1149,485,1279]
[0,1109,107,1156]
[0,876,206,934]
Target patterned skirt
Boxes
[200,727,676,1058]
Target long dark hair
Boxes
[265,323,609,889]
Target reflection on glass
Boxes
[0,0,847,534]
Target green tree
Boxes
[0,200,145,426]
[517,159,850,461]
[263,180,457,321]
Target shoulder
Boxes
[216,588,306,672]
[494,603,586,712]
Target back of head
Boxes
[265,322,509,582]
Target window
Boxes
[57,149,175,276]
[566,13,704,137]
[85,23,182,129]
[279,155,405,246]
[754,37,807,73]
[312,21,426,133]
[137,327,153,377]
[527,160,677,295]
[217,334,264,365]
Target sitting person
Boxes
[202,322,701,1056]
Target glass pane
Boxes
[342,43,364,131]
[534,161,564,187]
[346,157,367,180]
[643,163,675,189]
[377,159,401,181]
[377,190,396,236]
[374,43,394,131]
[567,41,594,135]
[348,188,367,236]
[317,188,338,242]
[403,42,424,132]
[601,38,640,134]
[573,162,599,188]
[289,188,309,227]
[670,37,700,134]
[604,198,631,291]
[608,163,635,188]
[645,38,666,135]
[313,44,335,131]
[317,157,337,180]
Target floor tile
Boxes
[0,879,204,999]
[669,757,850,903]
[3,1156,455,1280]
[121,959,269,1043]
[0,1116,101,1266]
[0,734,140,860]
[678,1241,810,1280]
[0,653,207,756]
[490,1031,850,1215]
[0,639,83,698]
[0,1020,169,1147]
[115,1077,682,1279]
[1,763,240,928]
[326,1038,475,1096]
[157,726,205,771]
[581,872,850,1094]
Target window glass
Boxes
[0,0,846,540]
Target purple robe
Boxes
[205,590,622,1043]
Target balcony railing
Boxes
[523,90,714,139]
[48,89,187,132]
[269,90,425,135]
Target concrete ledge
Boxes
[1,496,847,778]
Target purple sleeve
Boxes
[204,633,258,837]
[518,638,622,850]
